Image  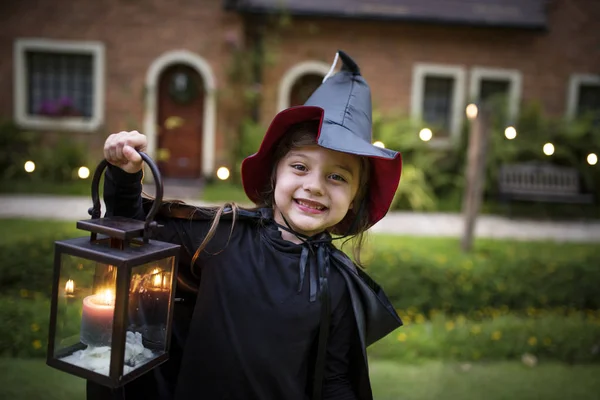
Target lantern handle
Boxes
[89,152,163,241]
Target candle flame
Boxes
[100,288,115,305]
[152,268,162,287]
[65,279,74,295]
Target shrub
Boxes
[0,121,89,184]
[372,101,600,212]
[0,120,36,180]
[365,237,600,315]
[369,310,600,364]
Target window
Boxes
[469,67,522,121]
[14,38,105,131]
[566,74,600,120]
[411,64,466,142]
[422,76,454,132]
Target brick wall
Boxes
[0,0,244,162]
[1,0,598,167]
[259,0,600,124]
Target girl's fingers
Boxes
[103,131,147,172]
[115,141,124,164]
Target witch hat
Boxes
[241,50,402,234]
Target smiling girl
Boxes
[89,51,403,400]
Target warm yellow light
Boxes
[78,166,90,179]
[373,141,385,148]
[65,279,74,295]
[151,268,162,287]
[419,128,433,142]
[543,143,555,156]
[504,126,517,140]
[24,161,35,173]
[100,289,114,306]
[588,153,598,166]
[216,167,230,180]
[466,104,478,120]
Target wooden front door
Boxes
[157,65,204,179]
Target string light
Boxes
[543,143,555,156]
[78,166,90,179]
[373,141,385,148]
[465,104,478,120]
[216,167,230,180]
[504,126,517,140]
[419,128,433,142]
[24,161,35,173]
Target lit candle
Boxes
[64,279,76,305]
[65,279,75,296]
[131,269,171,330]
[80,289,115,347]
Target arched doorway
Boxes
[289,73,324,106]
[157,64,205,179]
[277,61,329,112]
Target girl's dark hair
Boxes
[188,120,372,269]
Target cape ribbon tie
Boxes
[275,212,332,303]
[298,240,331,303]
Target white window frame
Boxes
[13,38,105,132]
[469,67,522,121]
[566,73,600,120]
[411,63,466,146]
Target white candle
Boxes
[80,289,115,347]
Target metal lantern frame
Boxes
[47,153,180,388]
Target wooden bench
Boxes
[498,163,594,204]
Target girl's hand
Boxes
[104,130,147,173]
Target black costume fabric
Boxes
[87,165,402,400]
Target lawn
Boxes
[0,178,93,196]
[2,358,599,400]
[369,359,600,400]
[1,218,599,399]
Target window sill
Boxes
[16,114,102,132]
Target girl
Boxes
[89,51,403,400]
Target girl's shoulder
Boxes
[154,202,265,224]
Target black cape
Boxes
[87,166,402,400]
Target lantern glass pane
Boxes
[54,254,117,376]
[122,256,175,377]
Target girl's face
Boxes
[273,144,361,242]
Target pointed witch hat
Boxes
[241,50,402,234]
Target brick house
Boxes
[1,0,599,180]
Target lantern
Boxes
[47,153,180,388]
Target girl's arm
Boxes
[322,288,358,400]
[103,164,145,220]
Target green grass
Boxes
[2,358,600,400]
[0,178,92,196]
[369,359,600,400]
[0,218,80,245]
[200,181,250,204]
[0,358,85,400]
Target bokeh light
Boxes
[78,166,90,179]
[419,128,433,142]
[217,167,230,180]
[24,161,35,173]
[504,126,517,140]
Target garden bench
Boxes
[498,163,594,204]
